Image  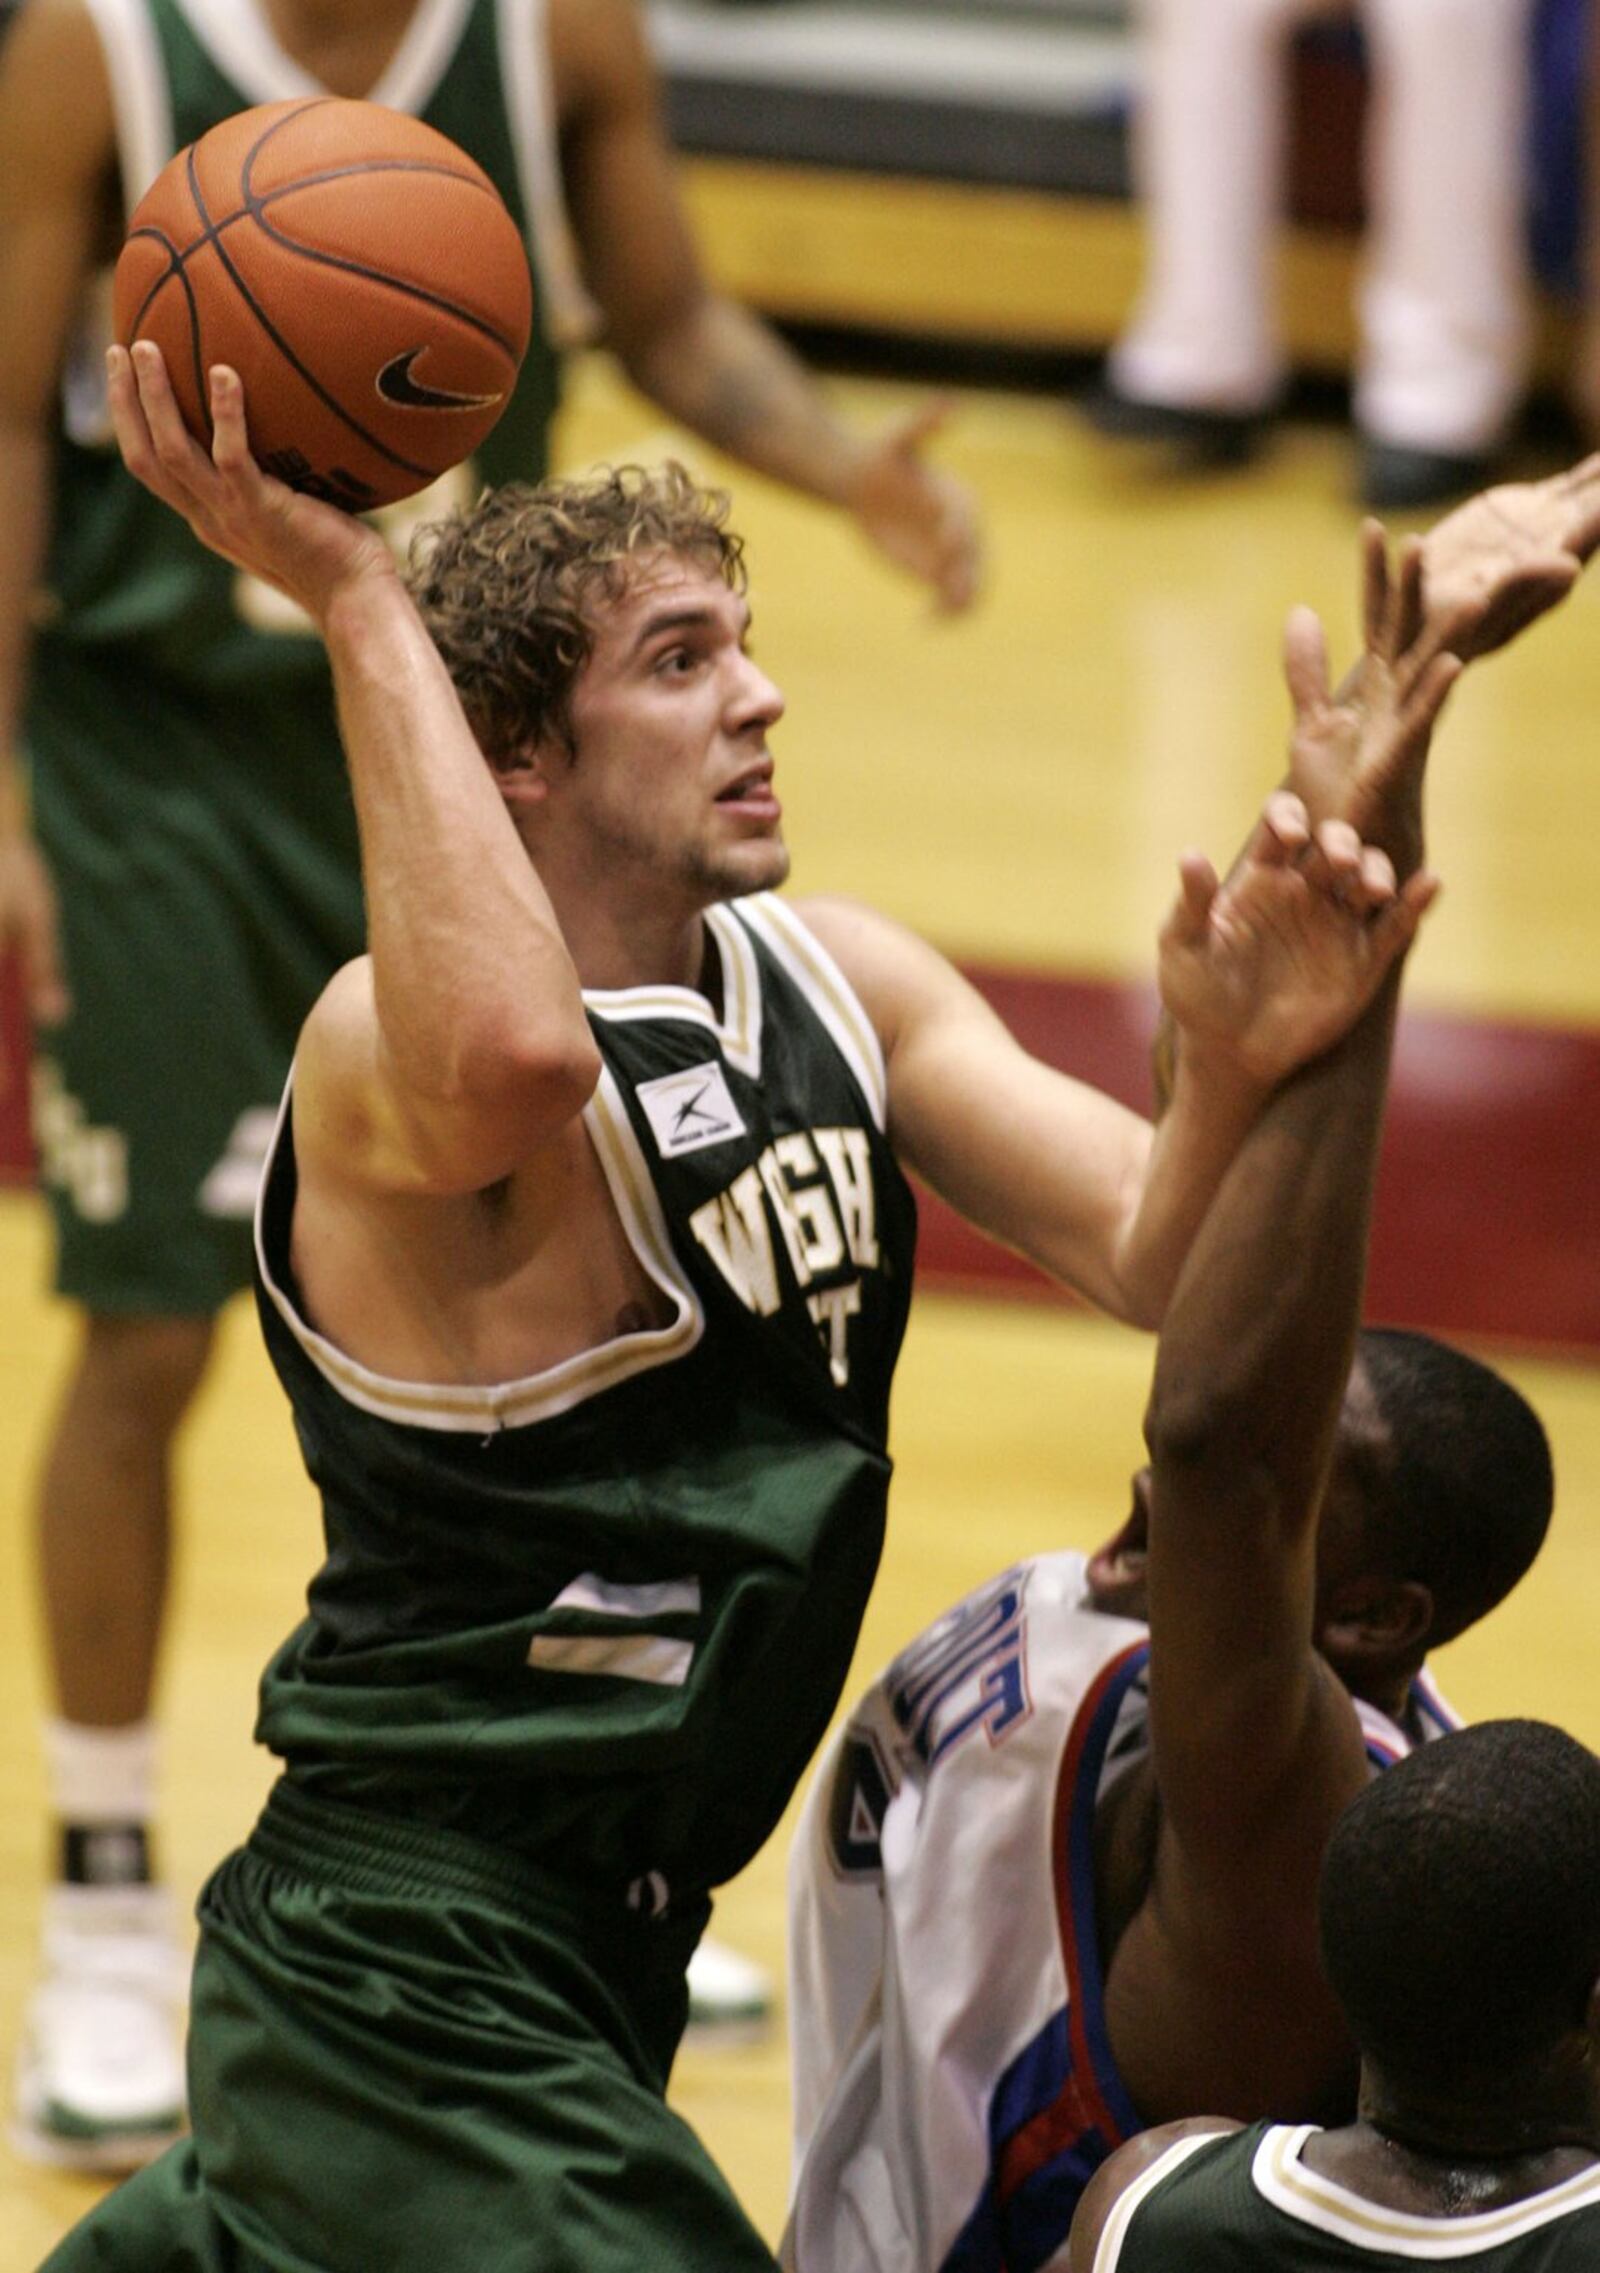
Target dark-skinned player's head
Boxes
[1320,1719,1600,2127]
[1312,1329,1553,1680]
[1090,1331,1551,1663]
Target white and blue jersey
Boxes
[784,1551,1460,2273]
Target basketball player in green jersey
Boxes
[1070,1719,1600,2271]
[0,0,982,2165]
[53,334,1447,2271]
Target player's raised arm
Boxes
[107,346,598,1195]
[1095,606,1452,2121]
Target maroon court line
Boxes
[914,966,1600,1360]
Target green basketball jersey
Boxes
[26,0,588,1312]
[1096,2125,1600,2271]
[252,896,918,1900]
[36,0,573,689]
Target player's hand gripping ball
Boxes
[113,97,533,511]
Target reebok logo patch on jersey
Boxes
[636,1063,747,1158]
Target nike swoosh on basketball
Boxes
[375,349,503,411]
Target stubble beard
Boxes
[599,810,790,907]
[687,831,791,904]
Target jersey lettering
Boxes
[761,1132,846,1280]
[689,1125,883,1334]
[826,1728,895,1878]
[887,1569,1033,1767]
[814,1127,880,1268]
[689,1167,783,1316]
[31,1060,128,1224]
[807,1282,862,1387]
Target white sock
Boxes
[44,1720,159,1888]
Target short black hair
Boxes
[1351,1328,1553,1644]
[1320,1719,1600,2088]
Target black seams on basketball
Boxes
[114,96,533,511]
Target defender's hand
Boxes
[1160,793,1439,1087]
[1412,454,1600,664]
[1287,532,1464,858]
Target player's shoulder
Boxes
[1068,2119,1243,2270]
[787,893,945,980]
[789,893,982,1060]
[0,0,109,111]
[294,957,378,1097]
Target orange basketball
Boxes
[113,97,533,512]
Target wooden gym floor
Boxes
[6,335,1600,2263]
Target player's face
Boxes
[551,554,789,904]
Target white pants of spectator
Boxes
[1110,0,1534,454]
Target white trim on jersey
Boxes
[1090,2130,1236,2272]
[1251,2125,1600,2259]
[497,0,599,347]
[251,1065,705,1435]
[82,0,175,206]
[737,896,889,1132]
[585,903,766,1080]
[166,0,477,111]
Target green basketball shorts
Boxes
[42,1780,779,2272]
[26,651,363,1315]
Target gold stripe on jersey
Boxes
[168,0,478,112]
[584,907,764,1076]
[1256,2125,1600,2253]
[84,0,174,212]
[735,897,888,1130]
[1093,2132,1233,2273]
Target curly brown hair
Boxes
[404,462,747,768]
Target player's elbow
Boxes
[1143,1368,1281,1512]
[457,1014,602,1127]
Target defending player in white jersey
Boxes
[785,533,1563,2272]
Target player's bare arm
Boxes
[1065,2121,1242,2273]
[108,347,599,1200]
[0,0,119,1042]
[1098,631,1449,2126]
[549,0,981,610]
[796,801,1425,1331]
